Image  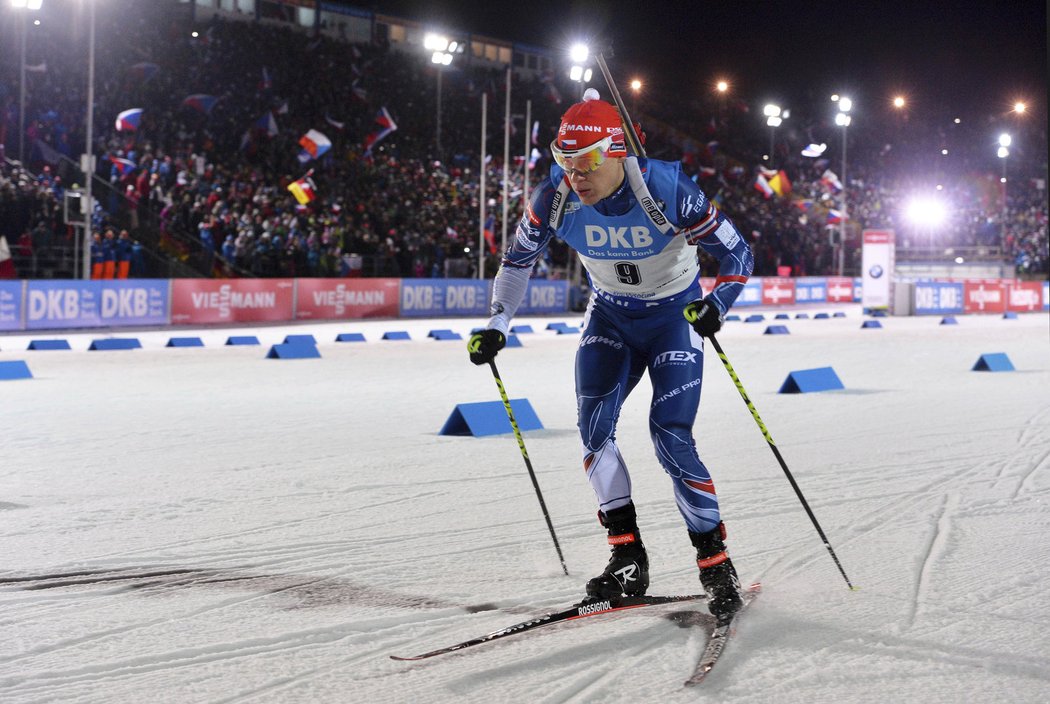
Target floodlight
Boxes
[763,103,781,117]
[904,197,947,228]
[998,133,1011,147]
[569,43,589,63]
[424,33,449,52]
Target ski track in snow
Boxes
[2,310,1050,703]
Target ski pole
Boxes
[598,48,856,591]
[488,359,569,576]
[706,334,857,590]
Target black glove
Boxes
[467,329,506,365]
[684,299,724,338]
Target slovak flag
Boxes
[297,129,332,164]
[362,107,398,157]
[182,94,219,115]
[115,108,144,131]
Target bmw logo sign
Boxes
[869,265,884,279]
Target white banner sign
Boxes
[861,229,894,309]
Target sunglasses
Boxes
[550,136,615,174]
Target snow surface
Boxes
[2,308,1049,703]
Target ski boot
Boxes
[585,502,650,600]
[689,522,743,622]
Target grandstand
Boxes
[1,0,1046,285]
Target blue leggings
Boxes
[576,299,720,533]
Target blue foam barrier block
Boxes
[1003,312,1018,319]
[27,339,71,350]
[861,320,883,329]
[795,313,809,319]
[283,334,317,345]
[439,398,543,437]
[778,366,845,394]
[764,325,790,335]
[834,312,848,318]
[972,353,1014,372]
[504,334,522,348]
[89,338,141,351]
[870,310,887,318]
[775,313,790,320]
[226,336,260,346]
[814,313,831,319]
[745,314,766,323]
[428,329,463,341]
[166,337,204,348]
[725,314,741,322]
[554,326,580,334]
[335,332,366,342]
[546,322,569,330]
[0,360,33,380]
[940,316,958,325]
[267,342,321,359]
[510,325,534,334]
[382,331,411,340]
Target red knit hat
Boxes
[555,89,627,154]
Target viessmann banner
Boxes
[295,278,400,319]
[171,279,295,324]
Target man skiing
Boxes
[467,89,754,621]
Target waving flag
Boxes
[826,208,845,225]
[362,107,397,157]
[255,111,278,137]
[325,114,346,131]
[287,170,317,205]
[298,129,332,164]
[531,121,540,146]
[768,170,792,197]
[483,214,497,254]
[821,169,844,192]
[114,108,144,131]
[182,94,219,115]
[259,66,272,92]
[754,173,774,199]
[802,143,827,157]
[111,157,137,176]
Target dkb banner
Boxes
[25,280,169,330]
[0,281,23,331]
[399,279,489,318]
[517,280,569,315]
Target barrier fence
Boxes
[0,277,1046,332]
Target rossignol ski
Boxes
[390,593,706,661]
[684,582,762,686]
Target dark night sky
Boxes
[363,0,1047,123]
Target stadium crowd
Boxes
[1,1,1045,281]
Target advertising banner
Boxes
[0,281,23,331]
[913,282,964,315]
[1006,281,1043,312]
[400,279,490,318]
[26,281,102,329]
[295,278,400,319]
[861,229,894,309]
[826,276,853,303]
[171,279,294,324]
[1045,280,1049,311]
[761,277,795,306]
[963,280,1006,314]
[97,280,169,326]
[518,280,569,315]
[794,278,827,303]
[734,278,763,306]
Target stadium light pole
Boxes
[763,103,781,167]
[424,33,453,156]
[12,0,43,164]
[998,133,1011,254]
[81,0,96,279]
[835,97,852,275]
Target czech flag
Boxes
[287,170,317,205]
[362,107,397,157]
[254,111,278,137]
[114,108,143,131]
[801,143,826,157]
[111,157,137,175]
[754,173,774,199]
[297,129,331,164]
[826,208,845,225]
[182,94,219,115]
